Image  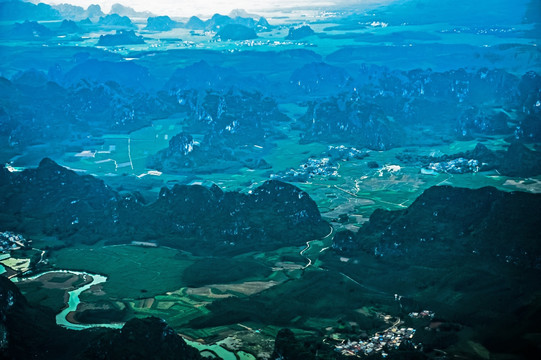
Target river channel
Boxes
[23,270,255,360]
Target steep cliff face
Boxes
[0,70,169,150]
[333,185,541,268]
[97,30,145,46]
[299,94,399,151]
[297,68,538,150]
[149,89,287,173]
[215,24,258,40]
[77,317,202,360]
[144,16,179,31]
[163,60,263,92]
[1,275,28,353]
[396,142,541,177]
[286,25,315,40]
[328,185,541,358]
[0,160,329,254]
[290,62,352,95]
[0,275,96,359]
[0,158,141,245]
[271,328,317,360]
[147,179,329,254]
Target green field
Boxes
[18,126,541,350]
[62,117,184,176]
[48,244,299,335]
[50,244,195,299]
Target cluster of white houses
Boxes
[0,231,29,253]
[335,326,417,357]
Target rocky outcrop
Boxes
[150,132,198,169]
[150,90,288,173]
[164,60,264,92]
[52,3,104,21]
[184,13,270,32]
[58,20,82,34]
[496,142,541,177]
[97,14,134,28]
[294,68,536,149]
[397,142,541,177]
[0,158,131,245]
[298,93,400,150]
[256,17,271,31]
[146,179,329,254]
[109,3,152,18]
[0,275,99,359]
[78,317,202,360]
[185,16,205,30]
[514,71,541,143]
[456,106,510,138]
[0,159,329,255]
[286,25,315,40]
[208,13,247,30]
[332,185,541,268]
[63,59,152,89]
[290,62,352,94]
[0,69,166,149]
[97,30,144,46]
[4,21,54,40]
[144,16,179,31]
[215,24,257,41]
[0,276,202,359]
[271,329,317,360]
[328,185,541,357]
[0,1,60,21]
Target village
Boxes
[0,231,42,278]
[0,231,30,253]
[334,310,435,357]
[335,325,417,358]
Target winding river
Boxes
[16,223,331,360]
[25,270,255,359]
[54,271,123,330]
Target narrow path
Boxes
[339,272,393,299]
[32,248,46,266]
[127,137,134,170]
[333,185,360,198]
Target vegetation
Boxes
[1,0,540,359]
[181,257,272,287]
[51,245,194,299]
[188,269,388,331]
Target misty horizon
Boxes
[33,0,396,18]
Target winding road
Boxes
[299,224,334,269]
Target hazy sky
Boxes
[42,0,395,18]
